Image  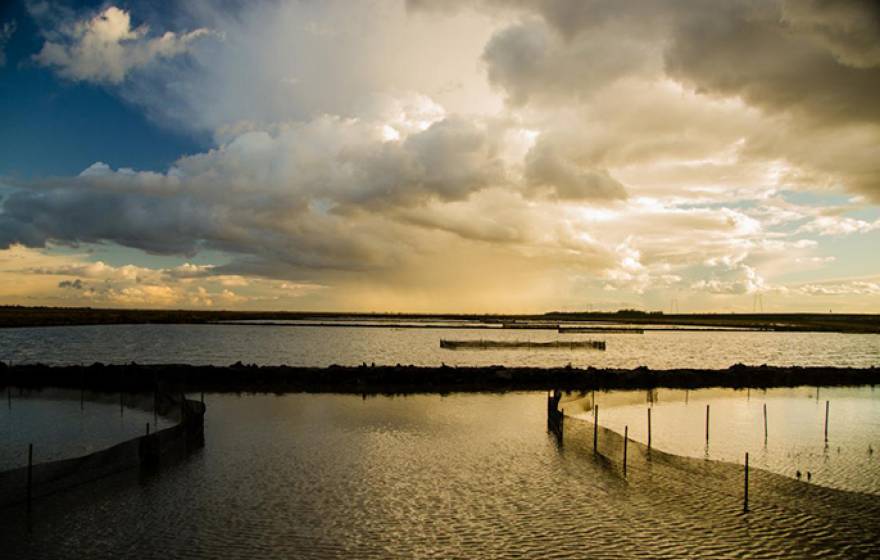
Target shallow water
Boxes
[2,323,879,368]
[3,392,879,559]
[566,386,880,495]
[0,389,175,470]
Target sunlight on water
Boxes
[565,386,880,495]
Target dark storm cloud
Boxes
[0,115,508,277]
[462,0,880,198]
[663,1,880,127]
[524,142,627,201]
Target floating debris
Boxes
[439,339,606,351]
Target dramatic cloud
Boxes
[3,0,879,311]
[33,6,213,83]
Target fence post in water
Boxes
[743,452,749,513]
[27,443,33,510]
[647,407,652,451]
[705,404,710,442]
[593,405,599,453]
[763,403,768,443]
[623,426,629,477]
[7,387,10,410]
[824,400,830,442]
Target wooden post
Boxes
[27,443,33,509]
[120,392,124,416]
[623,425,629,477]
[647,407,652,450]
[6,387,10,410]
[824,400,830,442]
[80,387,84,411]
[705,404,710,442]
[146,422,150,436]
[763,403,768,442]
[593,405,599,453]
[743,452,749,513]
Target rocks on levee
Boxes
[0,361,878,394]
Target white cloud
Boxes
[797,215,880,236]
[33,6,214,84]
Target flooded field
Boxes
[565,386,880,495]
[2,392,879,559]
[1,323,879,368]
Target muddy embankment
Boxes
[1,362,878,394]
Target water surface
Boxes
[3,392,879,559]
[2,323,879,368]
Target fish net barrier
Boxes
[0,392,205,507]
[553,403,880,538]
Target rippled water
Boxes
[2,323,879,367]
[565,386,880,495]
[0,389,174,470]
[3,392,879,559]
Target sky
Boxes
[0,0,879,313]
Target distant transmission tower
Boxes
[670,297,680,314]
[752,293,764,313]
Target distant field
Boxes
[1,305,879,333]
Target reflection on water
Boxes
[0,389,175,470]
[3,392,880,559]
[566,386,880,494]
[1,323,880,367]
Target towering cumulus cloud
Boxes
[0,0,878,311]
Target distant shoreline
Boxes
[2,363,878,394]
[1,305,880,333]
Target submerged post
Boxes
[623,425,629,477]
[647,407,652,450]
[763,403,768,442]
[743,452,749,513]
[27,443,33,509]
[824,400,830,442]
[705,404,710,442]
[593,405,599,453]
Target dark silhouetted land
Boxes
[2,362,878,394]
[1,305,880,333]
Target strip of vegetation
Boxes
[2,305,880,333]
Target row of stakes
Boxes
[591,400,835,514]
